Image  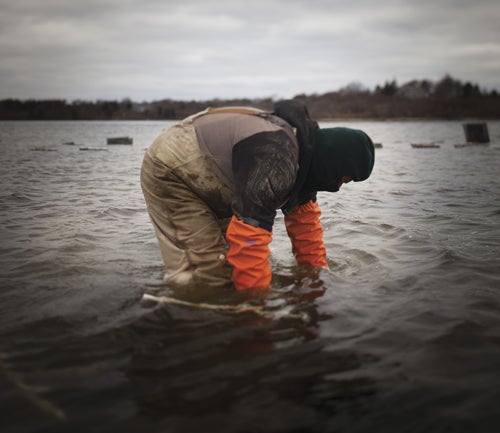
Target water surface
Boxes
[1,120,500,432]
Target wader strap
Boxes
[206,107,266,116]
[207,107,293,135]
[181,106,267,124]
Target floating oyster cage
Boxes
[463,123,489,143]
[411,143,440,149]
[79,147,108,151]
[107,136,133,145]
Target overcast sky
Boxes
[1,0,499,101]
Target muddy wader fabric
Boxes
[141,108,302,290]
[140,121,234,289]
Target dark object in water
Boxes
[373,142,383,149]
[107,136,133,145]
[463,123,489,143]
[30,147,58,151]
[411,143,440,149]
[62,141,75,145]
[79,147,108,151]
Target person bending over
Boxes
[140,100,375,291]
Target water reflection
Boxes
[126,271,378,430]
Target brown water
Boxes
[1,120,500,433]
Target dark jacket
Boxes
[193,108,300,231]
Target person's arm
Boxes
[226,131,298,290]
[284,199,328,268]
[225,215,272,290]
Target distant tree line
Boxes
[1,75,498,121]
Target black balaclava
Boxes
[302,127,375,193]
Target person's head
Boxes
[303,127,375,193]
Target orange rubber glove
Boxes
[284,200,328,268]
[226,215,272,291]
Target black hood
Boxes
[275,100,375,214]
[302,127,375,193]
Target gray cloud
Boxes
[1,0,499,101]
